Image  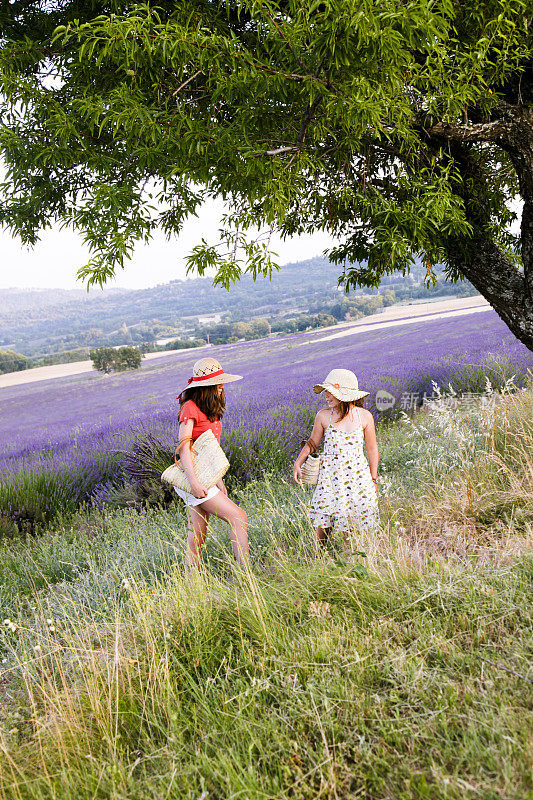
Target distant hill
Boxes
[0,286,126,314]
[0,257,477,357]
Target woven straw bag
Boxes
[301,452,321,486]
[299,438,321,486]
[161,429,229,493]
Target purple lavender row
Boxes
[0,310,531,531]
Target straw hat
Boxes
[177,357,242,398]
[313,369,369,402]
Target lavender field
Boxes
[1,308,532,530]
[1,315,532,800]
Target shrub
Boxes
[0,349,30,374]
[0,452,122,534]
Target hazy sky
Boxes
[0,197,338,291]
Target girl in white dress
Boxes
[293,369,379,555]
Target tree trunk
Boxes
[446,232,533,351]
[442,138,533,352]
[424,107,533,351]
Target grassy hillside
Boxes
[0,386,531,799]
[0,258,478,358]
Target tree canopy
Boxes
[90,344,143,372]
[1,0,532,349]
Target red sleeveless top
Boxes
[178,399,222,443]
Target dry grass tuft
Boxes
[377,385,533,566]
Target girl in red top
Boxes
[176,357,249,567]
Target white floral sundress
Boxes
[309,407,379,533]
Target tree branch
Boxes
[265,145,299,156]
[425,119,507,143]
[296,96,321,146]
[520,197,533,302]
[264,96,321,158]
[172,69,202,97]
[422,104,533,148]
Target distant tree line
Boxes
[140,338,205,353]
[0,350,30,374]
[270,314,337,334]
[0,348,94,374]
[0,258,478,360]
[200,318,271,345]
[0,268,480,374]
[37,349,90,367]
[193,295,391,344]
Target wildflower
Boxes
[3,619,17,633]
[34,645,41,651]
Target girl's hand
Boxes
[190,480,208,499]
[217,479,228,496]
[293,463,303,485]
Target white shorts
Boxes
[174,485,220,507]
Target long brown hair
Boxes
[180,384,226,421]
[335,397,365,422]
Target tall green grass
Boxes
[0,551,531,799]
[0,387,531,798]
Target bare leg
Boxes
[186,506,210,568]
[197,493,249,564]
[314,526,332,556]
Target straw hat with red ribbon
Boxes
[313,368,369,402]
[177,357,242,400]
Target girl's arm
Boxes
[178,419,208,498]
[293,411,327,484]
[363,412,379,483]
